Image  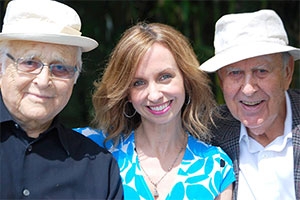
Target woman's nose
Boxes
[147,83,163,102]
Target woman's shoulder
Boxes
[74,127,103,136]
[73,127,135,150]
[187,134,231,161]
[73,127,108,148]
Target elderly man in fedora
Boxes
[0,0,123,199]
[200,9,300,200]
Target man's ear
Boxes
[284,56,295,90]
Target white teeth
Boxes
[150,102,169,111]
[242,100,261,106]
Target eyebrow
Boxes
[224,66,241,72]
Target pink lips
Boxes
[148,101,172,115]
[240,100,264,112]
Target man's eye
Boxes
[230,71,240,75]
[256,69,268,77]
[227,70,242,77]
[20,60,40,68]
[53,65,68,72]
[257,69,268,73]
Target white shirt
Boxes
[237,92,296,200]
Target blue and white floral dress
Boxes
[75,127,235,200]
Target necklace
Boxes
[136,146,184,198]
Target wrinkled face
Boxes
[129,43,185,125]
[0,41,78,126]
[218,53,293,135]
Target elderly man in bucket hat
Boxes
[0,0,123,199]
[200,9,300,200]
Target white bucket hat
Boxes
[200,9,300,72]
[0,0,98,52]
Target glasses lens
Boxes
[18,59,43,74]
[50,64,77,79]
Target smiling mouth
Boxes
[26,92,54,100]
[148,101,172,111]
[241,100,263,106]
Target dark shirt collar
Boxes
[0,92,70,155]
[0,92,13,123]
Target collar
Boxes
[0,92,13,123]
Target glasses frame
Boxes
[5,53,78,79]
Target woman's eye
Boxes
[133,80,145,87]
[160,74,172,81]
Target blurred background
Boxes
[1,0,299,128]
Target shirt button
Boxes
[23,189,30,196]
[27,145,33,152]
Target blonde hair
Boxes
[92,22,216,144]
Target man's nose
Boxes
[33,66,52,88]
[241,75,257,96]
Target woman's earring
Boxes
[123,101,137,118]
[185,95,191,105]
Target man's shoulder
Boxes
[288,88,300,101]
[288,89,300,126]
[213,104,240,127]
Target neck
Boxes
[18,119,52,138]
[247,117,286,147]
[135,123,186,157]
[135,123,187,199]
[248,128,284,147]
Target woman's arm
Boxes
[215,184,233,200]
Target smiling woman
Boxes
[128,43,185,122]
[74,22,235,200]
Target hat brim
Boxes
[200,42,300,72]
[0,33,98,52]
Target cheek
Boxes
[56,83,74,104]
[1,70,29,98]
[221,81,238,98]
[173,84,185,102]
[128,89,143,104]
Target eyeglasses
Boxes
[6,53,78,79]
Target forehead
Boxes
[222,53,283,70]
[136,43,177,73]
[7,40,78,62]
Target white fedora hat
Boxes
[200,9,300,72]
[0,0,98,52]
